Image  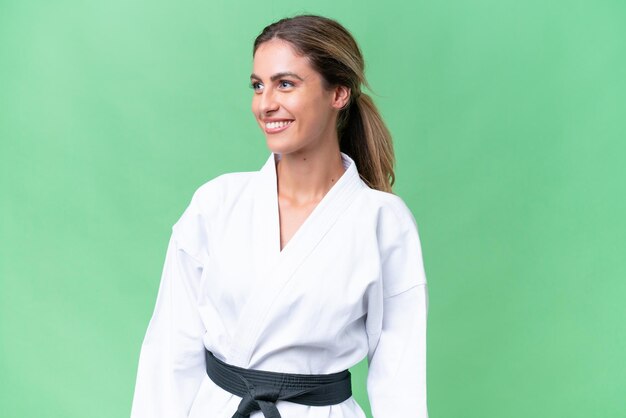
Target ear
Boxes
[330,85,351,110]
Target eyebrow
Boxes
[250,72,305,82]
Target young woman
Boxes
[131,14,429,418]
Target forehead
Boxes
[252,39,314,78]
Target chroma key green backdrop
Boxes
[1,1,625,417]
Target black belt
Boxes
[205,351,352,418]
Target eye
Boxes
[250,81,263,92]
[278,80,295,89]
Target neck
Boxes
[275,143,346,205]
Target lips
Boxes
[263,120,294,134]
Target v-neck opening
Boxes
[272,153,352,255]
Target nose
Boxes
[258,88,279,116]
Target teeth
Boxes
[265,120,293,129]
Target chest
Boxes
[200,202,382,325]
[278,197,318,252]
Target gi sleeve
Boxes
[366,199,429,418]
[131,192,209,418]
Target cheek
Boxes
[283,95,317,120]
[296,96,333,127]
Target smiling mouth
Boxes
[264,120,293,133]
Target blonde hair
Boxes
[253,15,396,193]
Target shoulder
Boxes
[357,187,419,230]
[172,170,255,237]
[359,189,427,293]
[191,171,256,207]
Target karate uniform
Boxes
[131,152,429,418]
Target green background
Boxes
[1,0,625,417]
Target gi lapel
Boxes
[229,152,366,367]
[249,154,281,282]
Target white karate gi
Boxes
[131,152,429,418]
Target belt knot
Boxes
[234,382,282,418]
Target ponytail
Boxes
[340,92,395,193]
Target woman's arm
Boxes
[131,193,209,418]
[366,196,429,417]
[367,284,429,417]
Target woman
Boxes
[131,14,429,418]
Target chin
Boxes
[265,137,299,155]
